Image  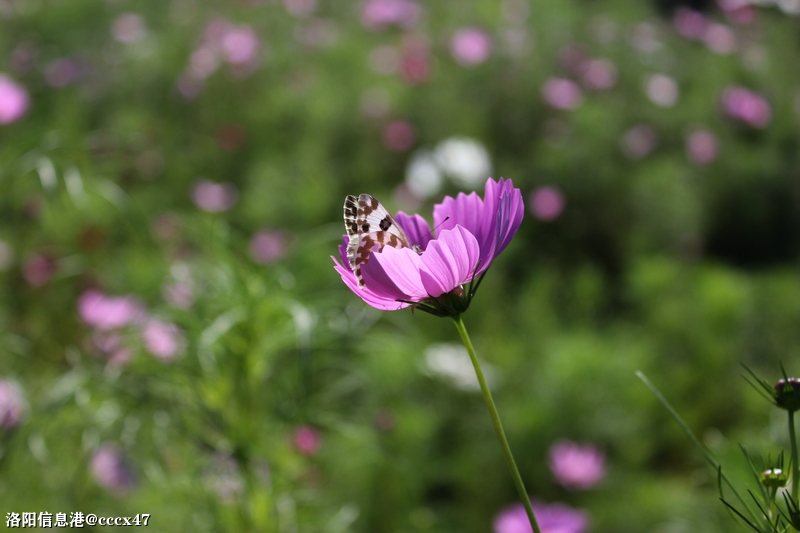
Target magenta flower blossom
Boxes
[141,319,184,362]
[548,440,606,490]
[0,74,29,124]
[686,130,718,165]
[250,230,287,264]
[78,290,144,330]
[360,0,421,31]
[333,178,523,315]
[450,27,493,66]
[0,379,27,429]
[191,179,238,212]
[494,500,589,533]
[722,86,771,128]
[530,186,565,221]
[293,425,322,455]
[91,444,136,494]
[541,78,583,110]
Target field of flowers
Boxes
[2,0,800,531]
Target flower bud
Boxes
[774,378,800,411]
[761,468,788,489]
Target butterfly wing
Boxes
[343,194,411,288]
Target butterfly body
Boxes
[343,194,416,288]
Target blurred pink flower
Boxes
[78,290,144,330]
[722,86,771,128]
[141,319,184,362]
[163,281,194,308]
[293,425,322,455]
[221,25,259,66]
[704,23,736,54]
[549,440,606,490]
[645,73,678,108]
[399,39,430,85]
[383,120,415,152]
[250,230,287,264]
[0,74,29,124]
[189,47,219,79]
[494,500,589,533]
[111,13,147,43]
[284,0,317,17]
[686,130,718,165]
[673,8,707,40]
[558,45,586,74]
[450,28,493,66]
[191,179,238,212]
[44,58,82,88]
[22,254,55,287]
[578,58,617,91]
[529,186,565,221]
[0,379,26,429]
[718,0,755,25]
[360,0,421,31]
[91,444,136,494]
[541,77,583,110]
[9,43,37,75]
[621,124,657,159]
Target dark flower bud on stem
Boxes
[774,378,800,411]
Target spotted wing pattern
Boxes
[344,194,412,288]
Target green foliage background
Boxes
[1,0,800,531]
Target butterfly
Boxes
[343,194,419,288]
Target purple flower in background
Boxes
[686,130,718,165]
[541,78,583,110]
[578,58,617,91]
[284,0,317,17]
[673,8,707,40]
[549,440,606,490]
[529,186,565,221]
[360,0,421,31]
[621,124,657,160]
[399,38,430,85]
[91,444,136,494]
[722,86,771,128]
[450,28,493,66]
[163,281,194,309]
[250,230,287,264]
[22,254,55,287]
[0,379,26,429]
[0,74,29,124]
[141,319,184,362]
[293,425,322,455]
[704,23,736,54]
[333,178,523,312]
[220,25,259,66]
[44,58,82,88]
[645,73,678,108]
[111,13,147,43]
[78,290,144,330]
[383,120,415,152]
[191,179,238,212]
[494,500,589,533]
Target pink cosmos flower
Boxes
[141,319,184,362]
[111,13,147,44]
[0,74,29,124]
[91,444,136,494]
[333,178,523,314]
[722,86,771,128]
[191,179,238,212]
[78,290,144,330]
[548,440,606,490]
[22,254,55,287]
[250,230,287,264]
[541,78,583,110]
[450,28,493,66]
[673,8,707,40]
[383,120,415,152]
[293,425,322,455]
[686,130,718,165]
[0,379,26,429]
[494,500,589,533]
[360,0,421,31]
[578,59,617,91]
[530,186,565,221]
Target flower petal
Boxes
[418,225,480,297]
[332,256,410,311]
[394,211,432,250]
[365,245,428,300]
[433,191,484,241]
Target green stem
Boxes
[790,410,798,503]
[452,316,541,533]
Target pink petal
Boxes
[331,257,409,310]
[394,211,432,250]
[365,245,427,299]
[419,225,480,297]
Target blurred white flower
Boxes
[644,73,679,108]
[422,343,496,391]
[433,137,492,189]
[405,150,443,199]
